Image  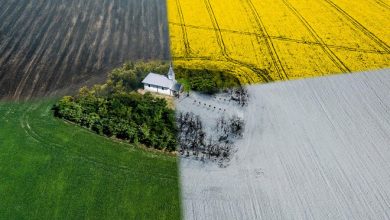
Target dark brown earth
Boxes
[0,0,170,100]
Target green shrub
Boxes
[175,66,241,94]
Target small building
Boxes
[142,65,182,96]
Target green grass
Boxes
[0,100,181,219]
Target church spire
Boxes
[167,62,175,81]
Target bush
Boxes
[174,66,241,94]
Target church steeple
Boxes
[167,62,175,81]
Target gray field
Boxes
[0,0,169,99]
[179,69,390,220]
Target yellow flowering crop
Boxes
[167,0,390,84]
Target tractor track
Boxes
[323,0,390,53]
[203,0,228,57]
[173,55,271,83]
[243,0,288,80]
[175,0,191,55]
[202,0,271,83]
[169,22,389,55]
[281,0,351,73]
[375,0,390,10]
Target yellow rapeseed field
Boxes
[167,0,390,83]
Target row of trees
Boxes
[53,61,177,151]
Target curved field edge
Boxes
[0,100,181,219]
[168,0,390,85]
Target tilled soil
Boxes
[0,0,170,100]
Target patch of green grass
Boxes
[176,79,190,92]
[0,100,181,219]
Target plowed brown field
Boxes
[0,0,170,99]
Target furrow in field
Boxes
[12,0,60,99]
[16,1,75,99]
[0,0,28,31]
[0,0,170,99]
[0,1,43,65]
[44,1,84,94]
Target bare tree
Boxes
[230,86,249,107]
[229,115,245,138]
[177,111,245,167]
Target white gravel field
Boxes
[178,69,390,220]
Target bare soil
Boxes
[0,0,170,100]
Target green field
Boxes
[0,100,181,219]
